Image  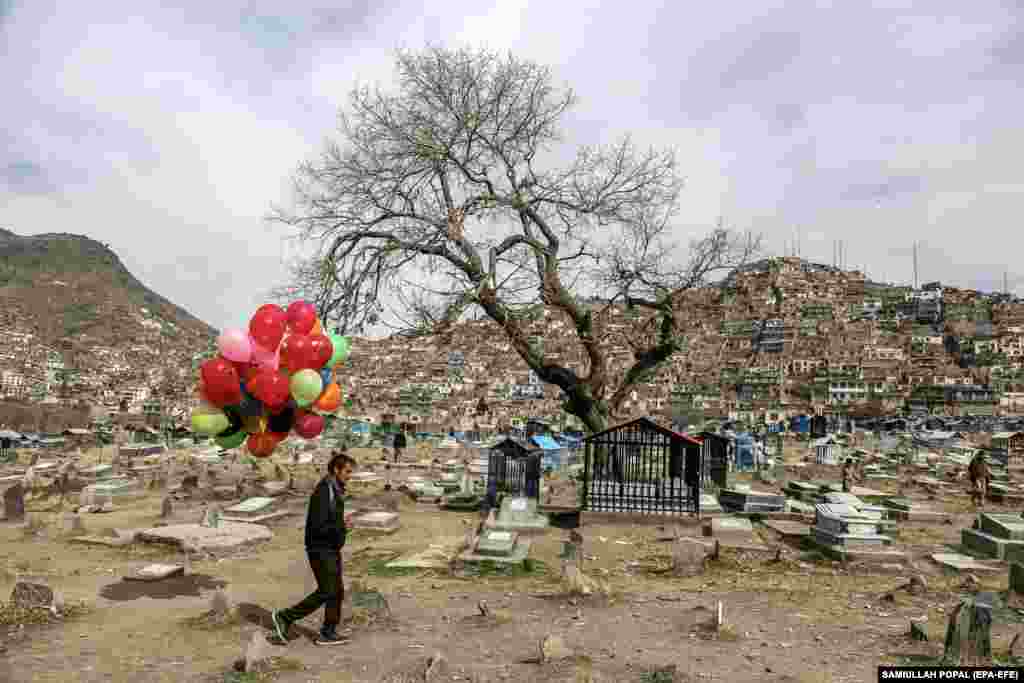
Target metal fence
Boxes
[583,421,700,515]
[486,451,541,501]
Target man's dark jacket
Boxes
[304,476,347,552]
[394,432,407,449]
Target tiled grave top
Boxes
[816,503,873,520]
[476,530,518,556]
[712,517,753,532]
[980,512,1024,540]
[359,511,399,524]
[824,492,864,507]
[225,497,275,513]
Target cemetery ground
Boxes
[1,448,1024,681]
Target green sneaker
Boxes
[271,610,290,643]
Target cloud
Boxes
[0,0,1022,340]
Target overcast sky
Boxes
[3,0,1023,336]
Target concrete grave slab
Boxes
[710,517,754,545]
[386,538,465,569]
[761,520,811,538]
[475,530,517,557]
[699,494,722,513]
[351,511,401,534]
[461,536,532,566]
[125,563,185,582]
[136,521,272,551]
[225,497,276,515]
[931,553,1004,573]
[961,528,1024,560]
[979,513,1024,541]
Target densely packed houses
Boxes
[3,256,1024,431]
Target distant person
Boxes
[841,458,855,493]
[968,452,991,507]
[272,451,356,646]
[392,429,407,463]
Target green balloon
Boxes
[328,334,350,366]
[295,397,313,408]
[290,369,323,403]
[215,430,247,449]
[192,411,229,436]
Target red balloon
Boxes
[282,334,317,372]
[286,301,318,335]
[200,357,242,407]
[267,431,288,445]
[247,432,277,458]
[248,369,291,410]
[249,304,287,351]
[294,411,325,439]
[308,334,334,369]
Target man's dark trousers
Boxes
[278,550,343,630]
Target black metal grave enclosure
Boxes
[582,417,702,516]
[698,432,730,492]
[486,438,542,504]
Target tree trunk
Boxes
[943,597,992,666]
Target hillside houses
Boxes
[3,255,1024,431]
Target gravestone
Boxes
[718,488,785,513]
[979,513,1024,541]
[475,530,517,557]
[200,507,222,529]
[125,563,185,582]
[489,496,549,533]
[10,580,53,608]
[4,482,25,521]
[460,528,532,566]
[351,511,401,534]
[963,512,1024,560]
[709,517,755,546]
[1011,563,1024,595]
[60,513,86,537]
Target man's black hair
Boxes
[328,452,357,473]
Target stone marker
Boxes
[3,482,25,521]
[244,631,273,673]
[351,511,401,534]
[10,580,53,608]
[200,507,222,529]
[125,563,185,582]
[1011,563,1024,595]
[476,530,517,557]
[60,513,86,537]
[539,634,572,662]
[709,517,754,545]
[672,538,707,577]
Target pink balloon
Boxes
[217,328,252,363]
[250,336,280,371]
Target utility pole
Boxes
[913,242,919,289]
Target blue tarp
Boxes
[351,423,370,433]
[531,435,560,450]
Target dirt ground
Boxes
[1,450,1022,682]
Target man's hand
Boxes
[344,512,354,527]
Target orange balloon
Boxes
[314,382,342,412]
[311,319,323,336]
[247,432,277,458]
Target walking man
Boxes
[393,428,407,464]
[272,451,356,645]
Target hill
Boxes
[0,229,217,425]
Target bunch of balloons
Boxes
[190,301,352,458]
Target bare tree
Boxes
[268,46,760,434]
